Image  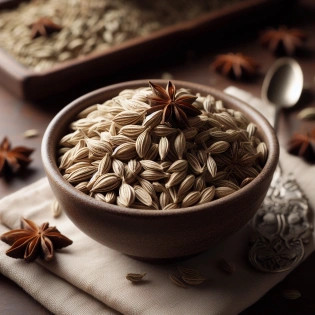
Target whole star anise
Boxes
[288,129,315,163]
[260,26,307,56]
[0,137,33,175]
[146,81,201,129]
[211,53,259,80]
[29,17,62,39]
[0,218,73,262]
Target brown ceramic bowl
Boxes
[42,79,279,260]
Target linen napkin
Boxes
[0,88,314,315]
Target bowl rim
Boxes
[41,79,279,218]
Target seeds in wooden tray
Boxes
[126,273,146,282]
[0,0,246,71]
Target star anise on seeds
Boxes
[211,53,259,80]
[259,26,307,56]
[0,137,33,175]
[29,17,62,39]
[146,81,201,129]
[0,218,73,262]
[288,129,315,163]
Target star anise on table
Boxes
[0,137,33,175]
[0,218,73,262]
[211,53,259,80]
[29,17,62,39]
[288,129,315,163]
[259,26,307,56]
[146,81,201,129]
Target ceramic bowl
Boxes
[41,79,279,260]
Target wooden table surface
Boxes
[1,1,315,314]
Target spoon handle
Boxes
[248,165,312,273]
[273,105,281,133]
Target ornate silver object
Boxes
[249,165,313,273]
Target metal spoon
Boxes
[261,57,303,132]
[249,58,312,273]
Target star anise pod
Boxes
[211,53,259,80]
[288,129,315,163]
[0,218,73,262]
[0,137,33,175]
[260,26,307,56]
[29,17,62,39]
[146,81,201,129]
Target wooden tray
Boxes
[0,0,296,100]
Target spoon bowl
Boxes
[261,57,303,131]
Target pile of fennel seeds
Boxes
[57,86,268,210]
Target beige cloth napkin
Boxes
[0,88,314,315]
